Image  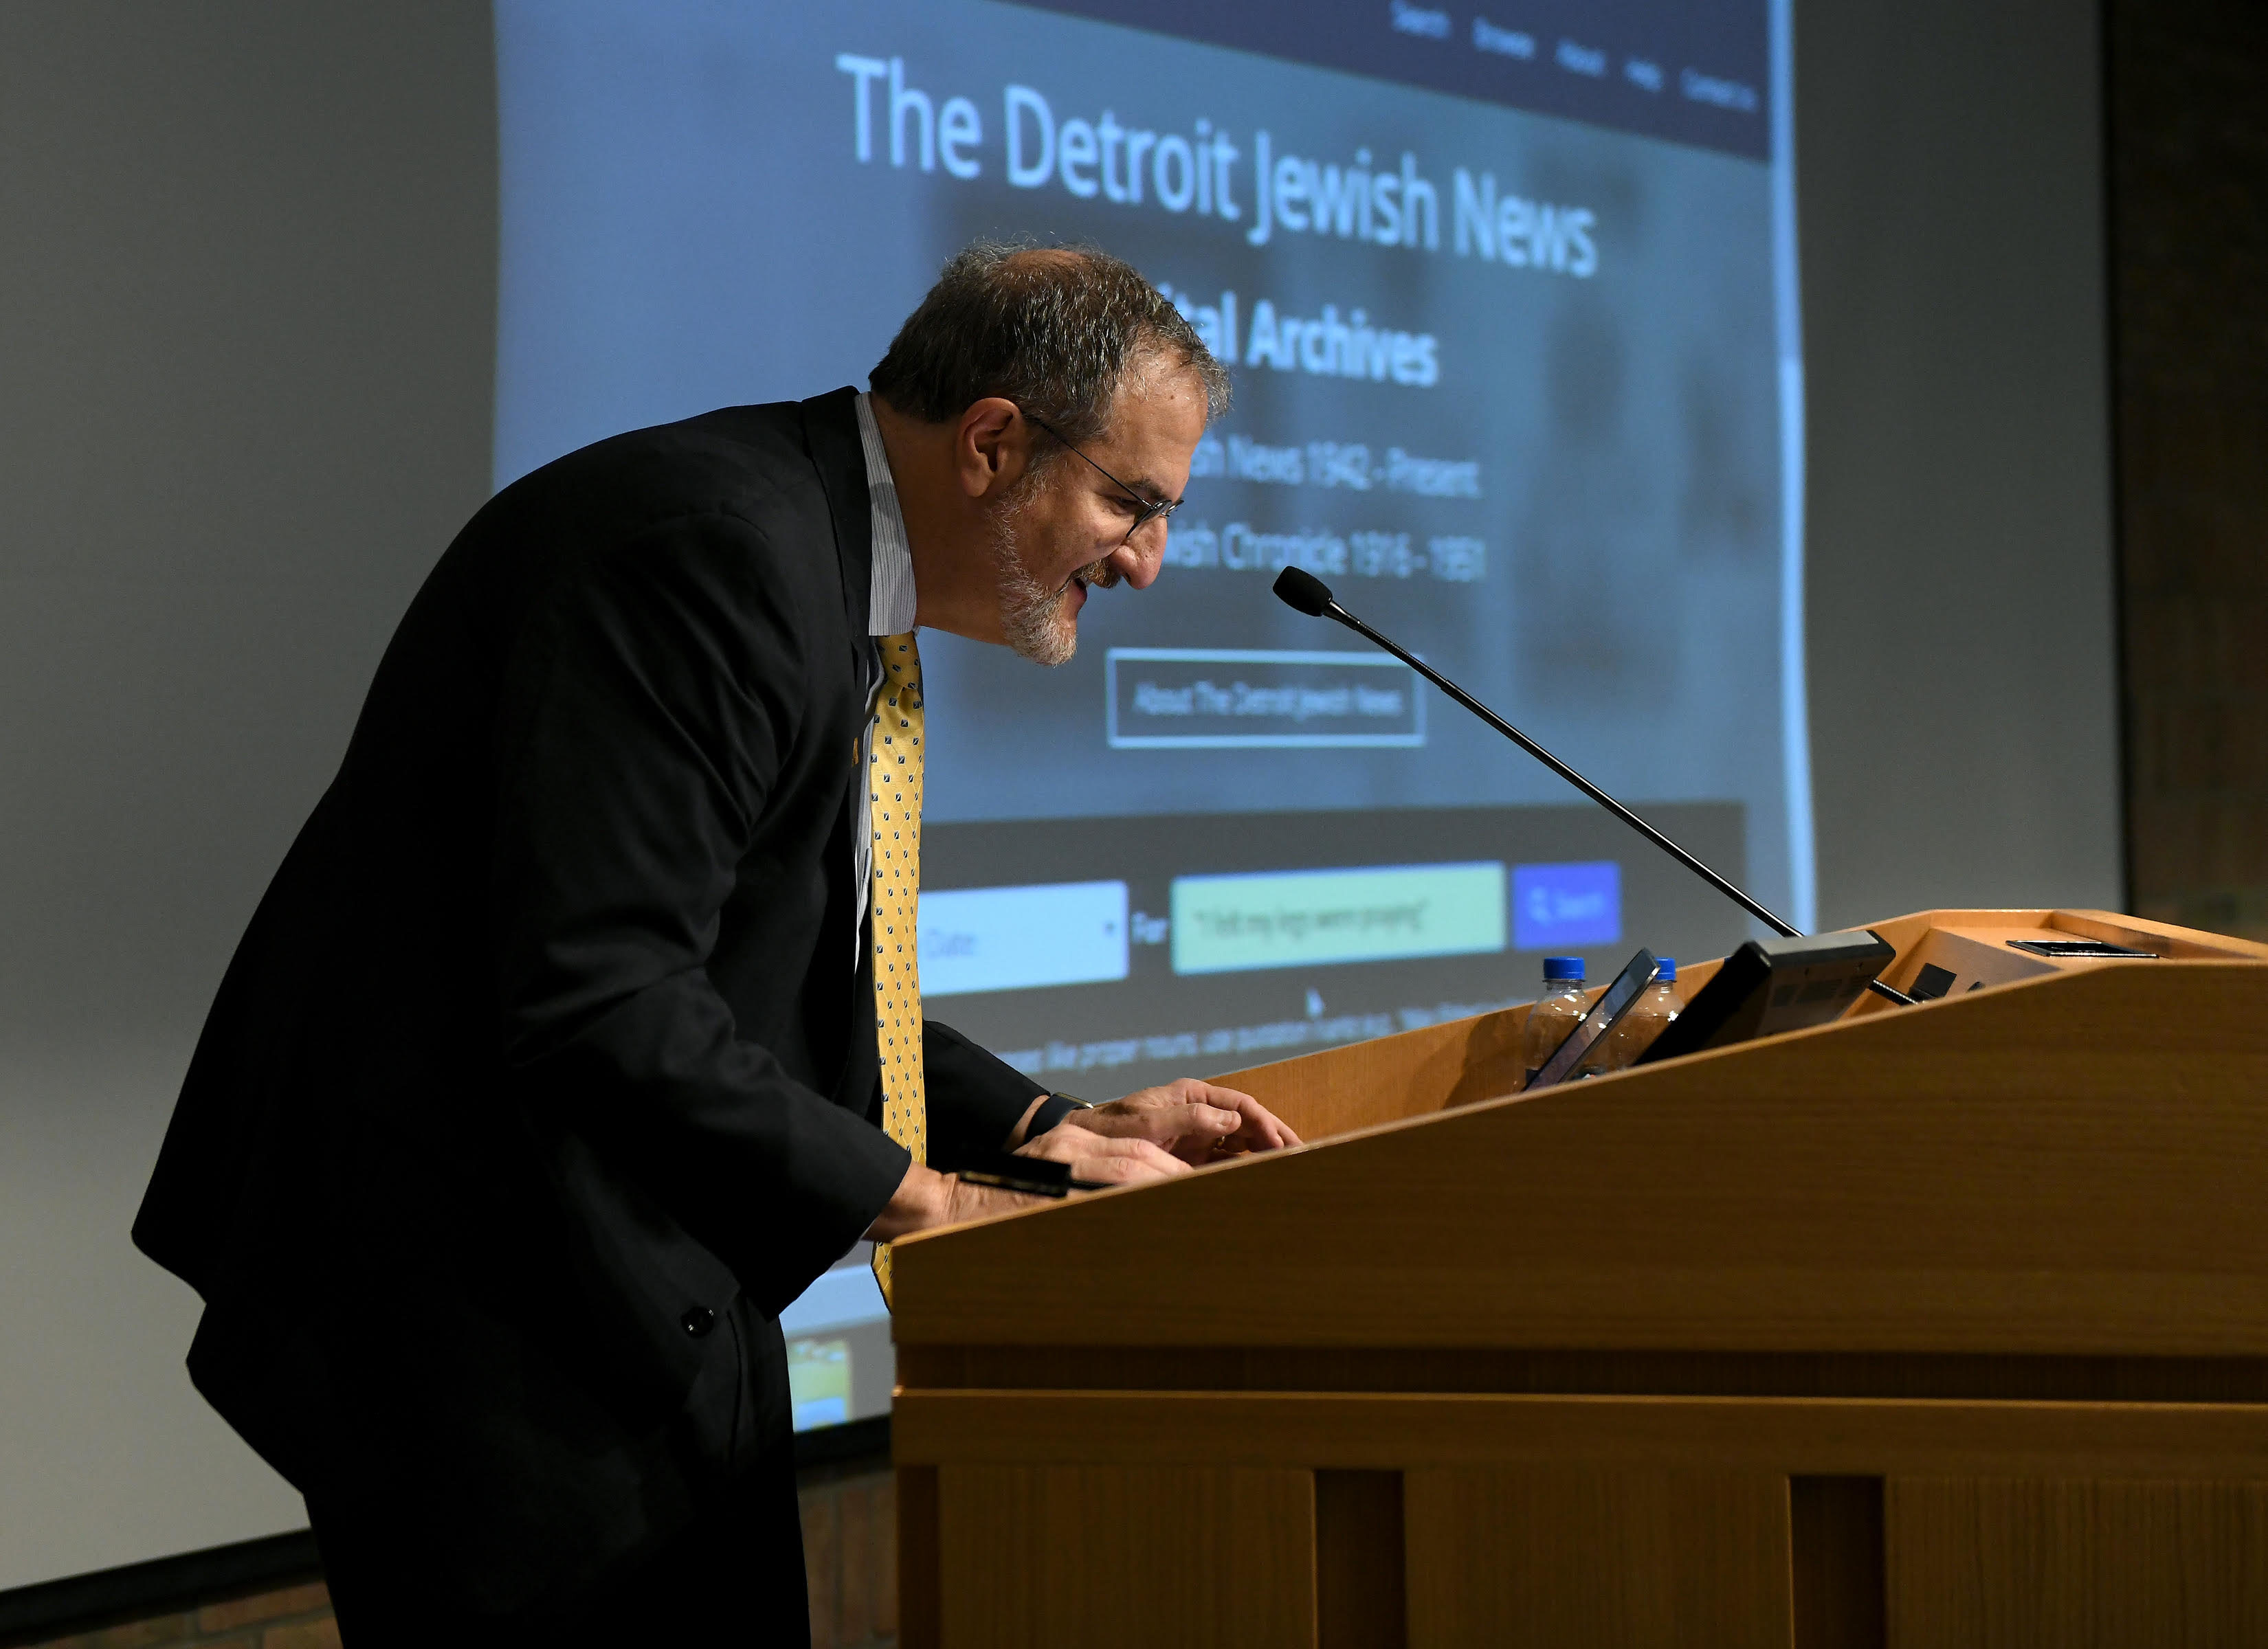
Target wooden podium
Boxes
[889,910,2268,1647]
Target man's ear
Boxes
[954,397,1025,500]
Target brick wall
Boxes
[14,1464,896,1649]
[2109,0,2268,939]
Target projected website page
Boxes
[495,0,1805,1430]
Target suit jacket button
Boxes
[680,1306,716,1338]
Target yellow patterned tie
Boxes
[869,633,926,1307]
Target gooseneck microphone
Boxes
[1271,566,1915,1007]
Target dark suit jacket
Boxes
[133,388,1043,1612]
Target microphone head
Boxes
[1274,566,1335,616]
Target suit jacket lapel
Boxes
[799,386,873,660]
[801,387,887,1114]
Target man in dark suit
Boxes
[132,243,1297,1645]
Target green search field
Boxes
[1170,862,1509,975]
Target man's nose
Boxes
[1109,530,1165,591]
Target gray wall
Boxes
[0,1,496,1588]
[1800,0,2123,927]
[0,0,2119,1590]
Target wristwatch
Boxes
[1023,1091,1091,1142]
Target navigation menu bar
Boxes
[1014,0,1770,161]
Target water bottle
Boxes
[1598,957,1682,1073]
[1520,957,1588,1089]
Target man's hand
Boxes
[866,1081,1300,1243]
[1057,1079,1304,1164]
[863,1133,1188,1242]
[1010,1124,1192,1187]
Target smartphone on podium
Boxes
[1527,948,1661,1091]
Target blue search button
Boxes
[1513,861,1621,950]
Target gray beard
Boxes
[990,506,1082,668]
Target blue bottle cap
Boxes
[1656,957,1676,982]
[1543,956,1585,982]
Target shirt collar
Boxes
[854,392,918,637]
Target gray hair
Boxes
[869,241,1231,448]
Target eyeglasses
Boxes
[1023,411,1183,547]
